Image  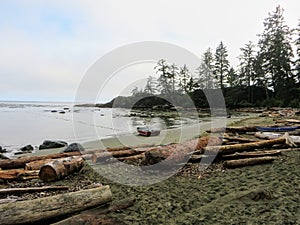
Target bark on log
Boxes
[0,186,69,195]
[0,186,112,225]
[223,134,257,143]
[224,156,277,168]
[203,137,288,155]
[25,159,54,170]
[39,156,84,182]
[221,150,282,160]
[0,151,82,170]
[208,126,257,133]
[0,169,39,182]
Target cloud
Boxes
[0,0,299,101]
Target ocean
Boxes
[0,101,201,154]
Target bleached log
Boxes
[0,186,112,225]
[0,169,39,182]
[221,150,282,160]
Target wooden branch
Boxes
[39,156,84,182]
[224,156,277,168]
[221,150,282,160]
[0,186,112,225]
[0,152,82,170]
[255,132,300,144]
[92,149,146,163]
[223,134,257,143]
[0,169,39,182]
[0,186,69,195]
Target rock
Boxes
[62,143,85,153]
[39,140,68,150]
[51,110,57,113]
[20,145,34,152]
[0,146,6,153]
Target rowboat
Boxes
[255,126,300,132]
[137,127,160,137]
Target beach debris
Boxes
[0,186,112,225]
[223,156,277,168]
[62,143,85,153]
[92,149,144,163]
[39,140,68,150]
[39,156,84,182]
[0,154,9,160]
[0,151,81,170]
[0,146,6,153]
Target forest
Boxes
[102,6,300,109]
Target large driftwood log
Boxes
[203,137,289,155]
[39,156,84,182]
[224,156,277,168]
[0,169,39,182]
[221,150,282,160]
[208,126,258,133]
[0,186,69,195]
[0,186,112,225]
[0,152,82,169]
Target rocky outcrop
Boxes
[62,143,85,153]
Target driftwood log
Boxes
[0,186,112,225]
[255,132,300,144]
[91,149,144,163]
[39,156,84,182]
[0,186,69,195]
[221,150,282,160]
[224,156,277,168]
[0,169,39,182]
[203,137,289,155]
[208,126,258,133]
[0,152,82,170]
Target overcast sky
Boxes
[0,0,299,102]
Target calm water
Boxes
[0,101,201,153]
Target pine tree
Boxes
[196,48,216,89]
[295,20,300,83]
[214,42,230,89]
[227,67,239,87]
[155,59,172,94]
[178,64,191,93]
[169,64,179,92]
[257,5,294,98]
[144,76,157,94]
[238,41,256,87]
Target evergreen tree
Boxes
[227,67,239,87]
[144,76,157,94]
[238,41,256,87]
[155,59,172,94]
[169,63,180,92]
[295,20,300,83]
[196,48,216,89]
[214,42,230,89]
[257,5,294,98]
[178,64,191,93]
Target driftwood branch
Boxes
[0,169,39,182]
[224,156,277,168]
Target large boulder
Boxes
[39,140,68,150]
[62,143,85,153]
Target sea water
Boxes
[0,101,201,153]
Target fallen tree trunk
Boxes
[203,137,289,155]
[0,186,69,195]
[221,150,282,160]
[0,152,82,170]
[224,156,277,168]
[208,126,257,133]
[39,156,84,182]
[0,186,112,225]
[0,169,39,182]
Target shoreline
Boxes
[13,114,254,158]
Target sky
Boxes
[0,0,299,103]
